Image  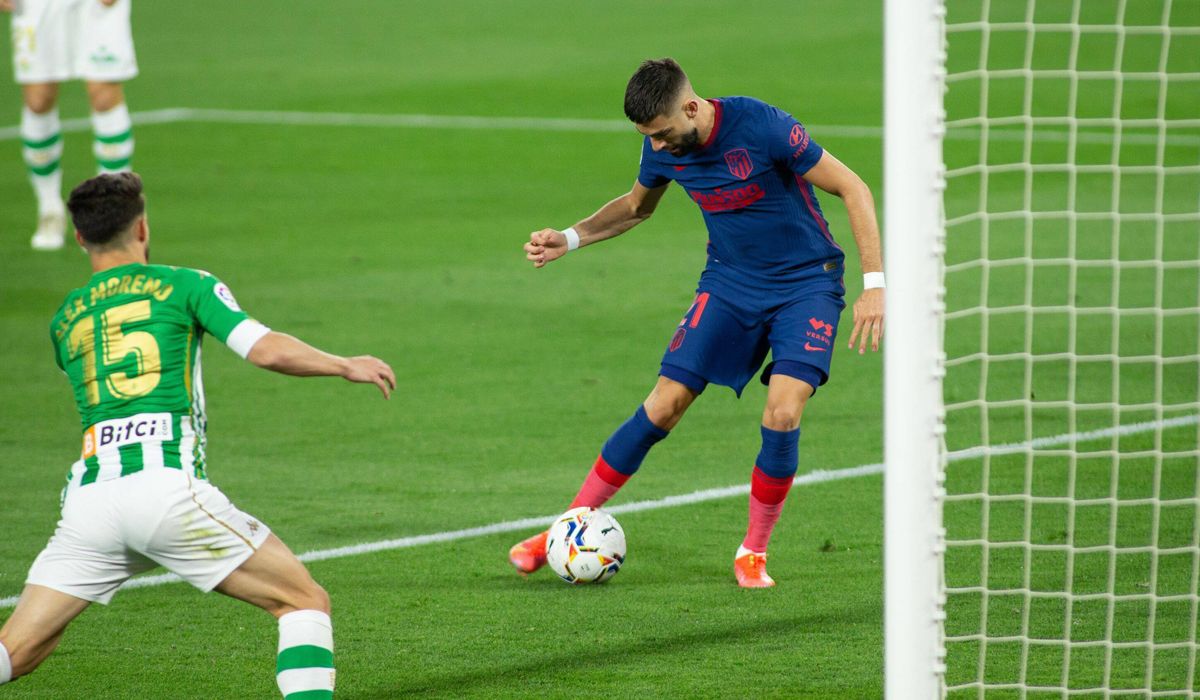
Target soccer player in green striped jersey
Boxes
[0,173,395,699]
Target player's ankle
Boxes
[737,544,765,557]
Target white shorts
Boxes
[11,0,138,84]
[26,468,271,605]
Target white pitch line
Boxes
[947,413,1200,460]
[1,107,1194,145]
[2,414,1195,609]
[0,107,880,140]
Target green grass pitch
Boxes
[0,1,1195,697]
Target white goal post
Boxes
[884,0,948,697]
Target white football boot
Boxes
[30,210,67,251]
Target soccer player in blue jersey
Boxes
[509,58,884,588]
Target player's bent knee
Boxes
[273,580,330,618]
[762,405,803,432]
[306,583,331,615]
[644,378,697,429]
[23,92,57,114]
[85,82,124,112]
[643,401,683,429]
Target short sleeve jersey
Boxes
[637,96,844,291]
[49,263,264,484]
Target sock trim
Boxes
[593,457,632,487]
[22,132,62,150]
[29,159,62,177]
[94,128,133,145]
[97,156,133,172]
[283,691,334,700]
[277,644,334,673]
[751,467,794,505]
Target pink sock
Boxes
[742,467,794,552]
[570,456,631,508]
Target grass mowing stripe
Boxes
[4,108,1193,146]
[3,414,1193,610]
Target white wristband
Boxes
[562,227,580,251]
[863,271,886,289]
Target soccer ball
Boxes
[545,507,626,584]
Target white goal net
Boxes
[938,0,1200,696]
[886,0,1200,697]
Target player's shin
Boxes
[276,610,335,699]
[21,107,64,215]
[569,406,668,508]
[742,426,800,553]
[91,103,134,174]
[0,639,11,684]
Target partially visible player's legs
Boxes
[216,534,335,700]
[86,82,134,174]
[508,376,698,574]
[735,372,814,588]
[0,584,91,683]
[21,83,67,250]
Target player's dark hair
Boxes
[67,172,146,246]
[624,58,689,124]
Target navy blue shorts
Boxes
[658,280,846,397]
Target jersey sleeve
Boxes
[49,323,64,371]
[185,271,271,358]
[764,104,825,176]
[636,137,672,189]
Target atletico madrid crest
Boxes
[724,148,754,180]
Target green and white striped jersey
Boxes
[49,263,270,489]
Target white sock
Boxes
[20,106,64,216]
[276,609,334,699]
[91,102,134,174]
[0,639,12,684]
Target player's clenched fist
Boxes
[525,229,568,268]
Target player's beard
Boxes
[668,127,701,156]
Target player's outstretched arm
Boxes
[802,151,884,354]
[524,181,668,268]
[245,332,396,398]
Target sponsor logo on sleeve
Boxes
[790,123,812,158]
[213,283,242,312]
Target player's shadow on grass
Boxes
[347,611,862,698]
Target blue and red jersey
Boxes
[637,96,844,293]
